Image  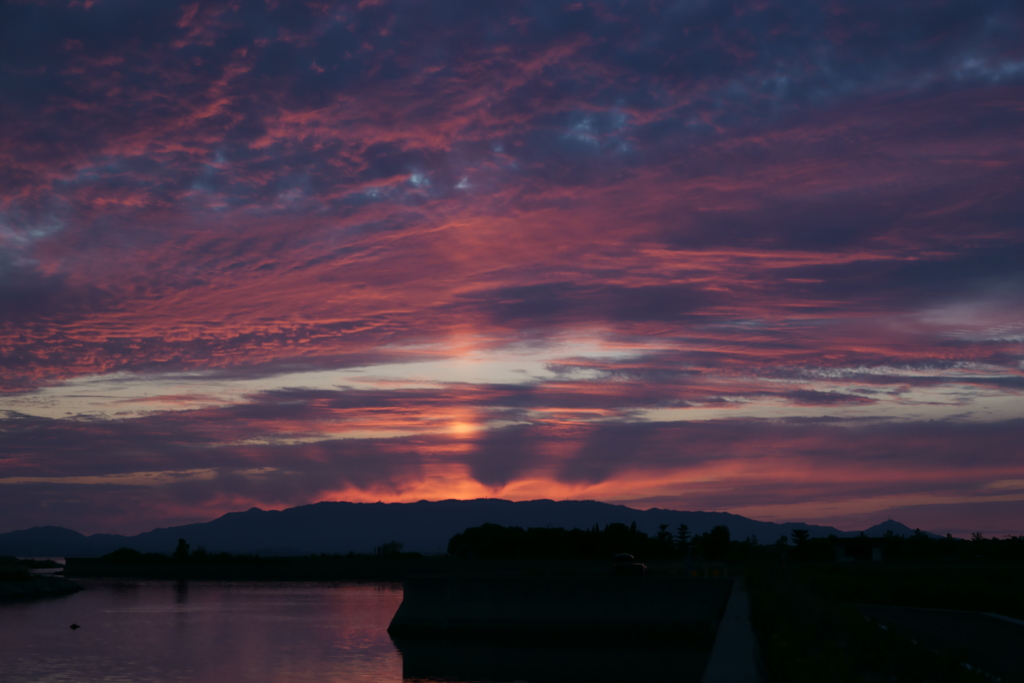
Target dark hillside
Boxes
[1,498,883,557]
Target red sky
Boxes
[1,0,1023,536]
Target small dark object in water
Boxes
[69,623,80,630]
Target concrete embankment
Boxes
[0,576,82,602]
[388,576,733,648]
[394,638,712,683]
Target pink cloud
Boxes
[0,0,1022,532]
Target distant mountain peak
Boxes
[862,519,942,538]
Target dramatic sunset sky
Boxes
[1,0,1022,537]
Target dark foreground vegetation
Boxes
[66,537,622,580]
[1,556,40,583]
[747,562,1011,683]
[448,520,1024,563]
[0,556,81,602]
[450,524,1024,682]
[65,539,442,581]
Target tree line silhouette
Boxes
[99,540,281,565]
[447,523,1024,562]
[446,522,735,560]
[92,527,1024,565]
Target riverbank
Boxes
[0,575,82,602]
[745,561,1024,682]
[63,555,443,580]
[62,555,717,581]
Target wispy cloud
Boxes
[1,0,1022,534]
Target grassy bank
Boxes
[746,561,1023,682]
[0,556,82,602]
[795,561,1024,620]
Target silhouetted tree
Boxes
[675,524,690,555]
[651,524,673,559]
[375,541,404,557]
[702,525,731,560]
[172,538,190,560]
[785,529,810,559]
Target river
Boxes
[0,579,707,682]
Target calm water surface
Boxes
[0,579,406,683]
[0,579,706,682]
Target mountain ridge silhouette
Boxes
[0,498,938,557]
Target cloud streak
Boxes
[1,0,1022,534]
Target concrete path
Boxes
[701,577,763,683]
[856,604,1024,681]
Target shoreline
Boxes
[60,556,673,581]
[0,575,82,603]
